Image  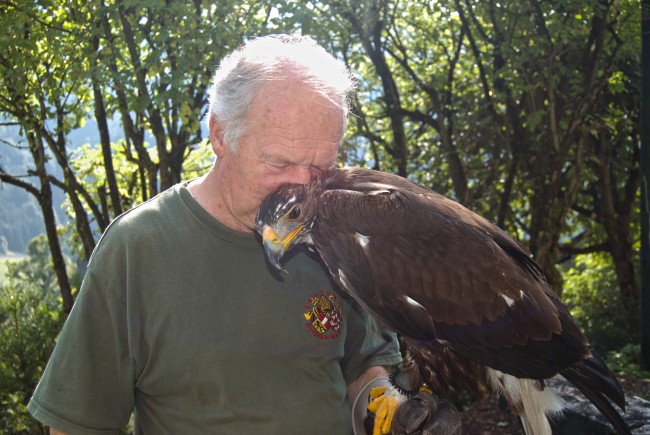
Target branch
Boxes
[456,0,499,119]
[0,171,40,198]
[557,242,611,263]
[0,136,27,150]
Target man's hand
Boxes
[390,388,462,435]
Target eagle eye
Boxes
[288,206,302,220]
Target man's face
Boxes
[212,78,343,232]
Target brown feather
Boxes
[255,166,630,435]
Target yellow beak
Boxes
[261,225,303,270]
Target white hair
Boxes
[207,34,356,152]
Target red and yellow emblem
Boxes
[304,290,343,340]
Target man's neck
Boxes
[187,173,253,233]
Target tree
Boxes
[0,0,641,338]
[303,0,639,316]
[0,0,278,313]
[84,0,275,197]
[640,0,650,370]
[454,0,640,309]
[0,236,65,433]
[0,0,93,313]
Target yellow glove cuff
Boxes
[367,385,407,435]
[351,377,391,435]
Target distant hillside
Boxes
[0,120,102,254]
[1,115,162,254]
[0,185,46,254]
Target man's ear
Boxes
[209,115,226,158]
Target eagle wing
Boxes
[312,168,588,377]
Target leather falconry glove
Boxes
[390,388,462,435]
[365,360,462,435]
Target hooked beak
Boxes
[261,225,303,272]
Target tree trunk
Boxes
[28,132,74,315]
[345,1,409,177]
[91,62,123,219]
[595,134,640,318]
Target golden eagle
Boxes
[254,167,629,435]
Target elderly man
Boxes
[28,34,458,435]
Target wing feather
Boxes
[312,167,588,376]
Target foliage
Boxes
[0,237,66,434]
[562,253,635,353]
[1,0,640,309]
[292,0,641,306]
[605,344,650,381]
[62,137,213,240]
[0,0,643,428]
[0,0,283,312]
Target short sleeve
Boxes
[27,231,136,434]
[340,299,402,384]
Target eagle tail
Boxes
[486,369,563,435]
[559,350,630,435]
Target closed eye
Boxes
[266,160,290,172]
[266,162,290,172]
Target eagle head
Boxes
[255,183,318,272]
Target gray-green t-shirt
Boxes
[28,183,401,434]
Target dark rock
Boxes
[548,377,650,435]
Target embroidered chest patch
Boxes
[304,290,343,340]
